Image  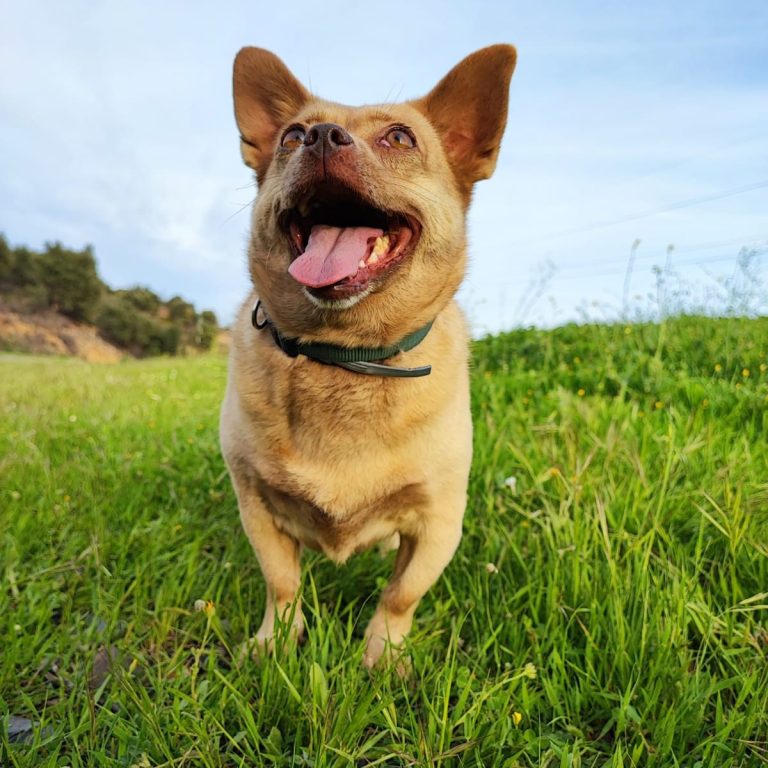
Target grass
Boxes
[1,315,767,767]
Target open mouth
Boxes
[281,183,421,301]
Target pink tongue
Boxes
[288,225,383,288]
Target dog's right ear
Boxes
[233,48,310,182]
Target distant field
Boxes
[1,316,767,767]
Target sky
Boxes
[1,1,767,333]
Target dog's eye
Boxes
[380,127,416,149]
[281,127,305,150]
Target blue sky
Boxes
[1,1,767,331]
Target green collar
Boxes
[252,300,433,377]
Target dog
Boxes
[220,44,516,669]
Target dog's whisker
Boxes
[224,197,257,224]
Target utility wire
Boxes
[512,179,768,246]
[528,249,766,281]
[554,128,768,203]
[478,235,767,282]
[547,235,768,274]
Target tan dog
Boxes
[220,45,516,668]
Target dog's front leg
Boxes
[363,507,463,670]
[234,480,304,658]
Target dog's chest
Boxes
[244,365,431,558]
[258,476,425,562]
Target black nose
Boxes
[303,123,354,155]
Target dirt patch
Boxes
[0,308,124,363]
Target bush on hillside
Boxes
[196,310,218,351]
[115,286,163,314]
[36,242,103,323]
[4,245,42,290]
[96,295,181,357]
[0,234,12,283]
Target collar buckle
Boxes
[251,300,269,330]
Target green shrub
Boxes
[166,296,196,325]
[196,310,219,350]
[36,242,103,322]
[116,286,163,314]
[0,234,12,283]
[96,295,181,357]
[7,246,40,288]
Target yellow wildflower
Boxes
[523,663,537,679]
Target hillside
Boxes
[0,234,218,360]
[0,306,124,362]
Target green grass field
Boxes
[2,316,767,767]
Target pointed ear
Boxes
[233,47,310,181]
[415,44,516,193]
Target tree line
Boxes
[0,233,218,357]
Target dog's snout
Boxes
[303,123,354,154]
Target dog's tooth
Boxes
[372,235,390,256]
[367,252,379,265]
[358,259,366,269]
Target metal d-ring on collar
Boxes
[251,299,433,378]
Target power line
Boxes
[513,179,768,246]
[535,249,766,281]
[560,128,768,203]
[474,240,767,284]
[670,235,768,256]
[548,235,768,274]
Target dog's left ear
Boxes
[416,44,517,194]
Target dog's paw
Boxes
[363,634,411,677]
[236,633,273,666]
[237,612,305,665]
[362,631,387,669]
[363,620,411,677]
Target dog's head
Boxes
[233,45,516,343]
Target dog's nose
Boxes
[303,123,354,155]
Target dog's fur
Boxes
[220,45,516,668]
